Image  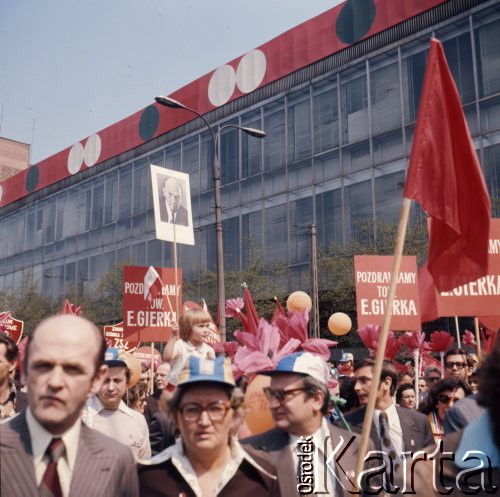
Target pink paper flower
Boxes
[462,330,476,346]
[399,331,430,352]
[225,298,244,318]
[429,331,455,352]
[357,324,400,359]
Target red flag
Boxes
[403,38,490,292]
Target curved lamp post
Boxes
[155,95,265,340]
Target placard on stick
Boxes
[123,265,182,342]
[354,255,421,330]
[103,321,140,352]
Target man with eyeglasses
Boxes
[241,352,372,496]
[443,348,473,383]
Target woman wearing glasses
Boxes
[418,377,472,444]
[138,355,279,497]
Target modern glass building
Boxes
[0,0,499,301]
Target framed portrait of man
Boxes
[151,165,194,245]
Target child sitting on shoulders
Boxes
[163,308,215,388]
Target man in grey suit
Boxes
[0,314,138,497]
[346,358,435,451]
[241,352,373,496]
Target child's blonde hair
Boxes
[179,308,212,341]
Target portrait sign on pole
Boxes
[103,321,140,352]
[151,165,194,245]
[123,265,182,342]
[354,255,421,330]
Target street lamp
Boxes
[155,95,265,340]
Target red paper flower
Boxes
[61,299,83,315]
[429,331,455,352]
[399,331,430,353]
[462,330,476,346]
[357,324,400,360]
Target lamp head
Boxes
[240,126,266,139]
[155,95,186,110]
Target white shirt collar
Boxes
[26,407,81,472]
[87,395,135,417]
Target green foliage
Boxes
[0,270,51,337]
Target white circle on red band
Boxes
[236,49,266,94]
[208,64,236,107]
[67,143,84,174]
[84,134,102,167]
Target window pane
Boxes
[476,18,500,97]
[265,204,288,263]
[313,78,339,153]
[104,171,118,225]
[375,170,405,224]
[264,99,286,171]
[242,210,263,266]
[242,110,262,178]
[91,180,104,229]
[290,196,312,264]
[220,122,239,185]
[316,186,342,249]
[118,168,132,220]
[287,89,311,163]
[222,217,240,270]
[182,136,200,195]
[133,159,150,215]
[345,179,373,241]
[341,65,368,144]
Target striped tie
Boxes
[39,438,65,497]
[379,411,401,492]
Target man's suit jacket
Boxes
[149,411,175,455]
[241,423,371,497]
[0,410,139,497]
[444,394,485,434]
[159,202,189,226]
[344,405,435,452]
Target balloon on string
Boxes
[244,375,274,435]
[328,312,352,336]
[286,291,312,314]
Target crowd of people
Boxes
[0,309,498,496]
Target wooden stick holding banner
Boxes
[354,198,411,488]
[474,317,482,359]
[454,316,461,348]
[150,341,155,395]
[173,224,179,338]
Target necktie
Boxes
[39,438,65,497]
[170,213,175,224]
[379,411,401,492]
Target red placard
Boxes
[123,265,182,342]
[0,316,24,344]
[429,219,500,318]
[354,255,421,330]
[103,321,140,351]
[133,346,162,369]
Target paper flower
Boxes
[225,298,244,318]
[462,330,476,346]
[429,330,455,352]
[61,299,83,315]
[399,331,430,353]
[357,324,400,360]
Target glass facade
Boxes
[1,4,500,299]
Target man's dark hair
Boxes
[477,336,500,448]
[355,358,398,396]
[444,348,469,361]
[396,383,416,404]
[0,334,19,362]
[301,375,330,415]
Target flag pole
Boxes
[454,316,461,348]
[173,225,179,335]
[150,341,155,395]
[474,317,482,359]
[354,197,411,488]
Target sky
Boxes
[1,1,341,164]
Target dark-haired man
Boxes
[82,349,151,460]
[347,358,434,451]
[0,314,138,497]
[0,333,27,420]
[444,348,472,383]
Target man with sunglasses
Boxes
[443,348,473,383]
[241,352,372,496]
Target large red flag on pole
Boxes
[403,38,491,292]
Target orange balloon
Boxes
[286,291,312,314]
[328,312,352,336]
[244,375,274,435]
